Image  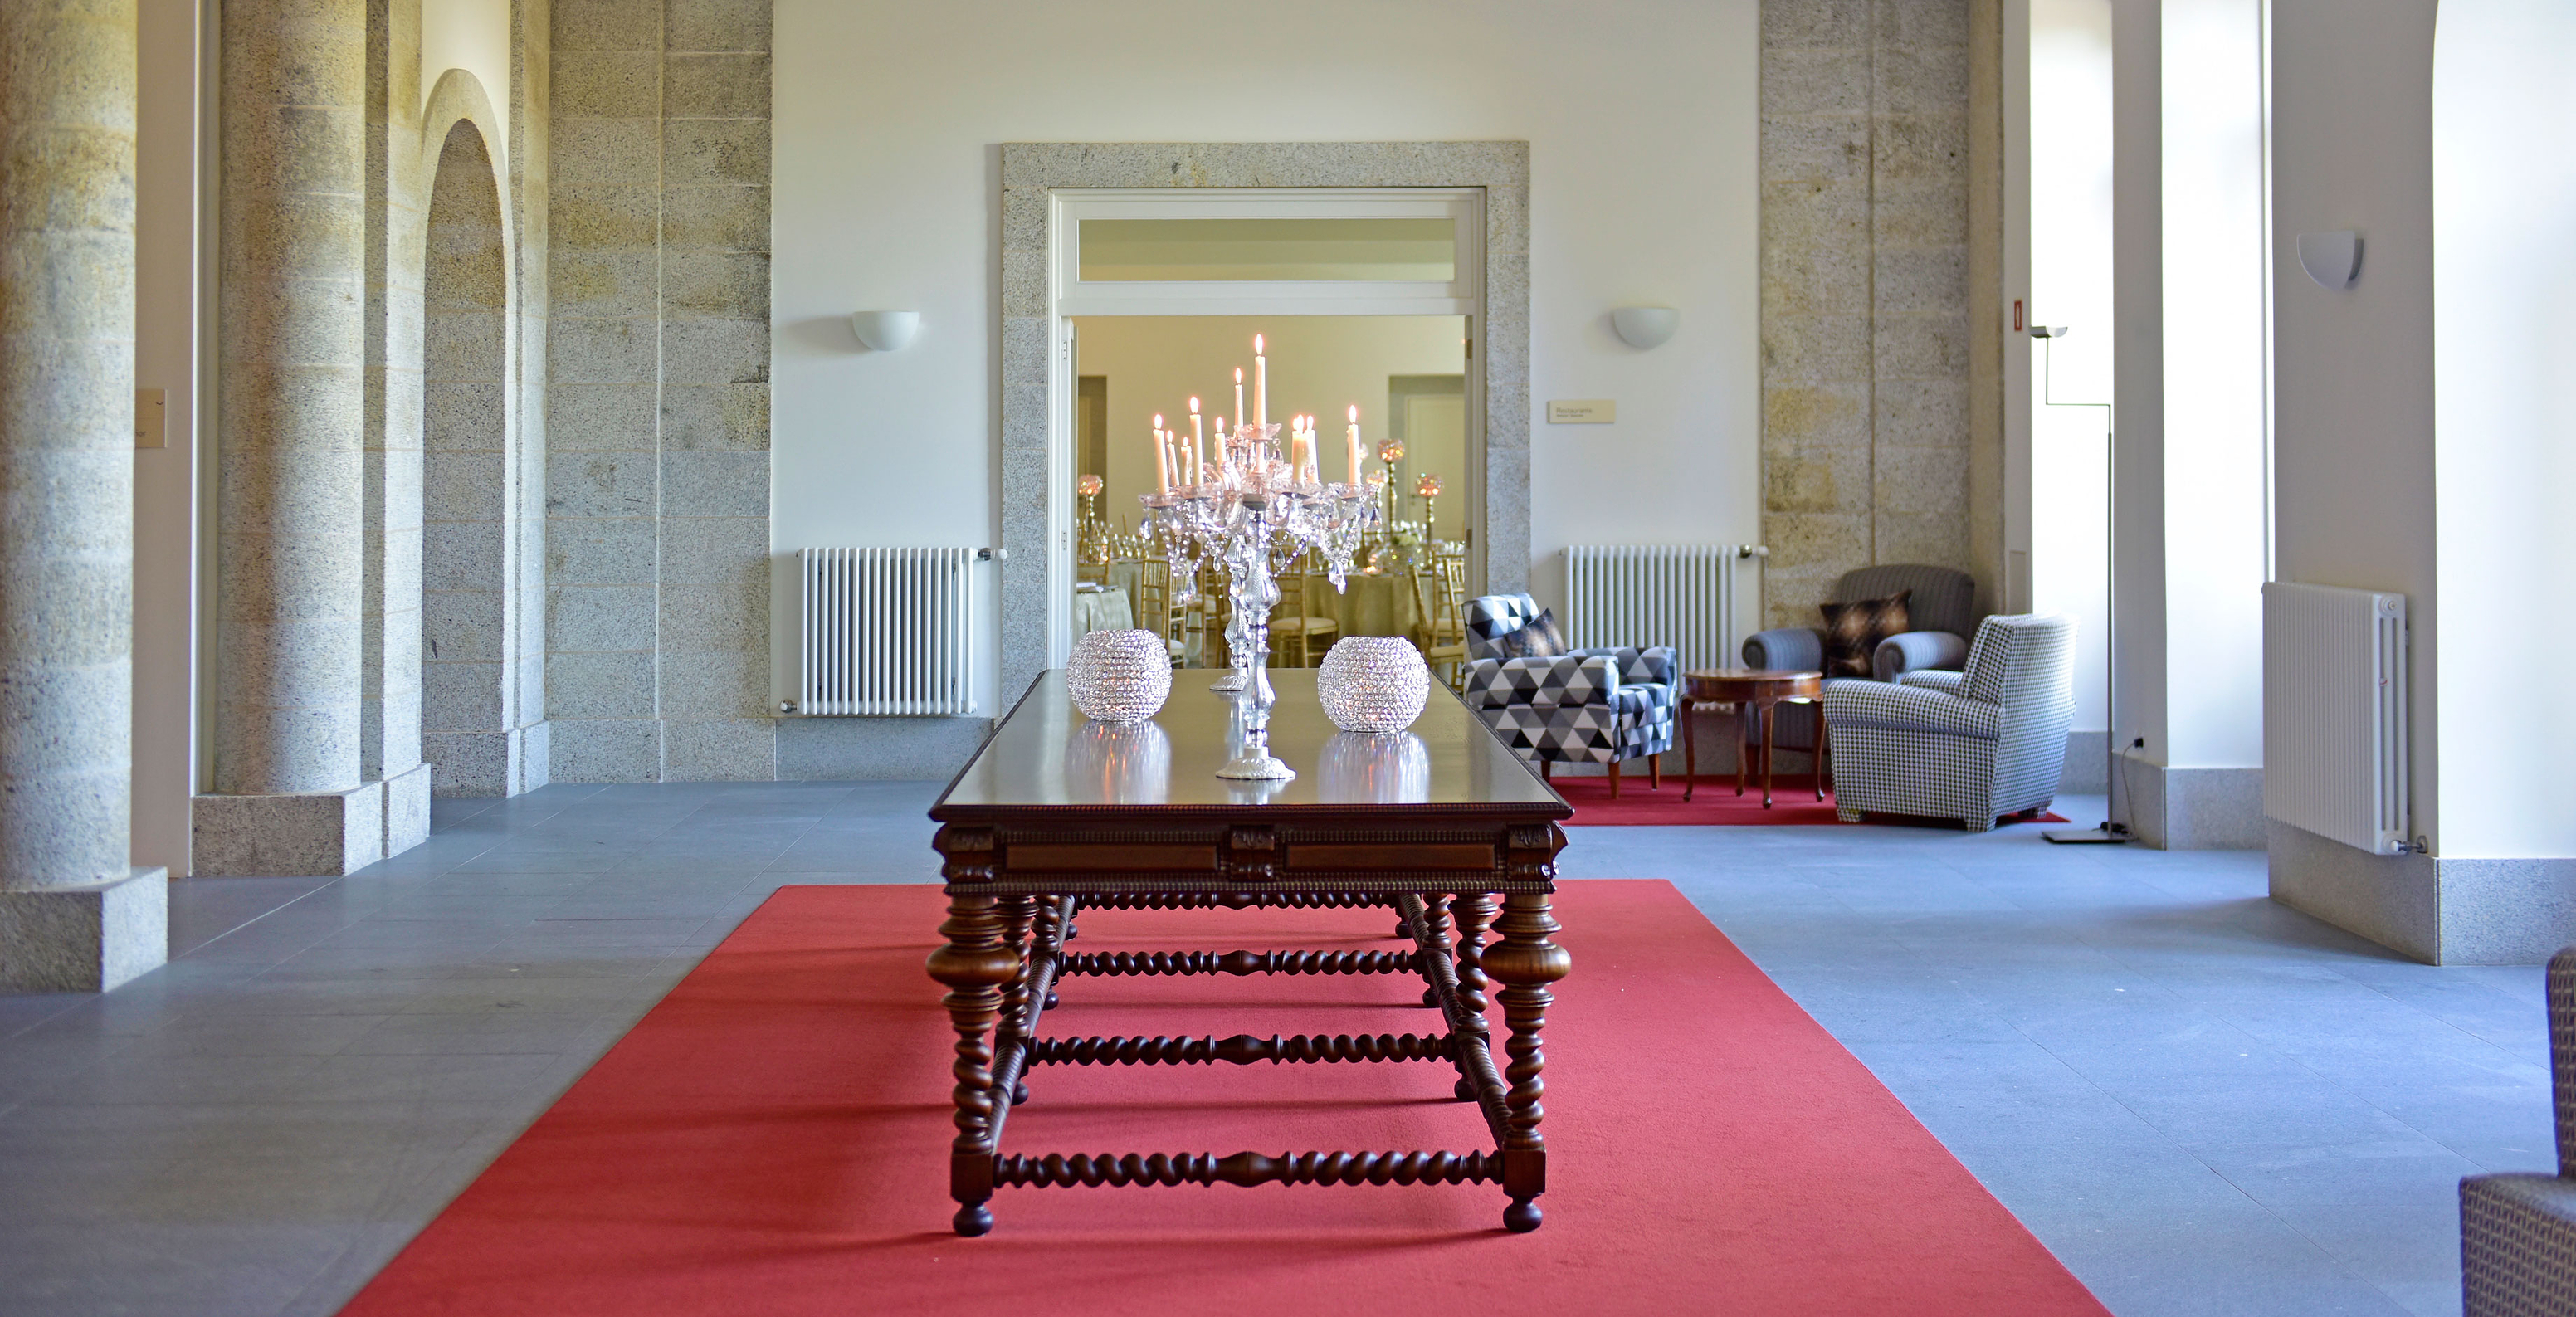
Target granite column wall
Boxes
[362,0,433,847]
[193,0,387,874]
[0,0,169,991]
[544,0,774,782]
[1760,0,1993,627]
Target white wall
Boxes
[2432,0,2576,858]
[2027,0,2114,736]
[770,0,1759,713]
[2158,0,2267,770]
[422,0,511,161]
[2269,0,2439,844]
[1072,316,1465,526]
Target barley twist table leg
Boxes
[925,893,1019,1235]
[1451,892,1498,1101]
[1483,890,1571,1232]
[994,895,1036,1105]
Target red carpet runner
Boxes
[1549,778,2069,827]
[342,881,2106,1317]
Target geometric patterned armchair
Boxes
[1819,612,2074,831]
[2461,946,2576,1317]
[1461,593,1678,798]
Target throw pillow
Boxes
[1497,607,1569,659]
[1817,590,1912,678]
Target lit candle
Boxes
[1213,417,1227,475]
[1188,397,1204,485]
[1232,368,1245,436]
[1152,414,1170,494]
[1253,334,1266,428]
[1346,405,1362,485]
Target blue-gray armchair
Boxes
[1740,563,1981,767]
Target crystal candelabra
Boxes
[1139,420,1379,779]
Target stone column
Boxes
[192,0,386,875]
[0,0,170,991]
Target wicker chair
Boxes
[1461,593,1677,798]
[2461,948,2576,1316]
[1820,612,2072,830]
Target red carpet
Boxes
[342,881,2107,1317]
[1550,777,2070,827]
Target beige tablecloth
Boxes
[1276,571,1421,648]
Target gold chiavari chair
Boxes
[1131,555,1187,662]
[1412,554,1470,690]
[1268,551,1341,667]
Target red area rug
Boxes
[341,881,2106,1317]
[1551,778,2068,827]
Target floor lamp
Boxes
[2032,325,2128,846]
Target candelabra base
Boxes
[1215,751,1296,781]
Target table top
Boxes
[932,668,1569,819]
[1683,668,1824,699]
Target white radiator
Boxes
[1563,544,1764,674]
[2262,582,2408,854]
[798,548,977,715]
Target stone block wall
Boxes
[545,0,774,781]
[1759,0,1988,628]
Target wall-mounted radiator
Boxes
[2262,581,2408,854]
[798,548,977,715]
[1564,544,1764,674]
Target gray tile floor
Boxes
[0,783,2544,1316]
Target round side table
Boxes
[1681,669,1827,807]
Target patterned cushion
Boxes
[1819,591,1911,678]
[1495,608,1568,659]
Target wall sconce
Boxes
[850,310,920,352]
[1612,306,1681,350]
[2296,232,2361,290]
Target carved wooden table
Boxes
[1680,667,1827,807]
[928,669,1572,1237]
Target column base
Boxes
[424,722,549,798]
[383,762,433,856]
[193,783,386,876]
[0,867,170,993]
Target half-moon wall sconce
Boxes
[851,310,920,352]
[1612,307,1681,350]
[2296,232,2361,290]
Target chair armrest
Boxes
[1898,670,1968,695]
[1822,679,2001,740]
[1873,630,1969,681]
[1463,654,1622,709]
[1573,645,1680,688]
[1744,627,1824,671]
[2551,946,2576,1173]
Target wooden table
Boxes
[929,669,1572,1236]
[1680,668,1827,807]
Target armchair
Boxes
[1820,612,2074,831]
[1741,563,1981,765]
[1461,593,1678,798]
[2461,947,2576,1315]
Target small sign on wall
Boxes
[1547,399,1616,424]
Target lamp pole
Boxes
[2032,326,2128,846]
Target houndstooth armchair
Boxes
[2461,947,2576,1316]
[1820,612,2074,830]
[1461,593,1677,797]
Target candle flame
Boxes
[1234,368,1243,383]
[1253,334,1264,355]
[1188,397,1199,413]
[1349,404,1359,422]
[1152,413,1164,427]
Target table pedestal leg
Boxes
[926,893,1020,1235]
[1760,700,1778,807]
[1484,891,1571,1232]
[1683,701,1698,802]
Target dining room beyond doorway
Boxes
[1071,315,1471,674]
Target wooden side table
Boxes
[1680,669,1827,807]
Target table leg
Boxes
[1733,702,1749,798]
[925,893,1020,1236]
[994,895,1035,1106]
[1484,891,1571,1232]
[1451,892,1497,1100]
[1759,700,1777,807]
[1682,700,1698,802]
[1813,703,1830,801]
